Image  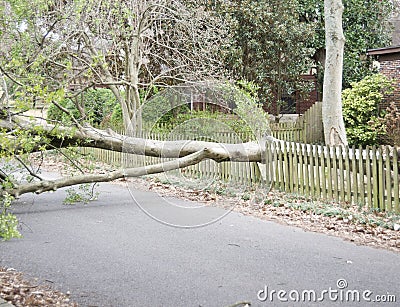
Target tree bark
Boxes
[322,0,348,146]
[1,118,266,162]
[0,118,271,197]
[5,148,217,198]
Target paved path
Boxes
[1,182,400,306]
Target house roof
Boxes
[367,45,400,56]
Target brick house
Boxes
[367,46,400,110]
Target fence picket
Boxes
[314,145,321,198]
[288,142,294,192]
[332,147,339,201]
[365,146,372,208]
[273,142,279,189]
[351,146,358,204]
[298,143,305,194]
[309,145,315,197]
[337,146,345,202]
[385,146,392,211]
[303,144,310,196]
[357,145,364,206]
[344,146,351,203]
[283,143,289,191]
[326,145,333,200]
[378,147,384,210]
[372,146,379,209]
[278,142,284,190]
[393,148,399,213]
[292,143,299,193]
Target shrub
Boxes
[140,81,269,140]
[342,74,394,146]
[47,88,118,127]
[109,103,124,130]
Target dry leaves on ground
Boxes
[0,267,77,306]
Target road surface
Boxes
[1,181,399,306]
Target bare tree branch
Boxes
[5,148,222,198]
[13,154,44,181]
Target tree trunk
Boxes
[1,118,268,162]
[322,0,348,146]
[5,149,215,198]
[0,118,272,198]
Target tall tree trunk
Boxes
[322,0,348,146]
[123,36,143,135]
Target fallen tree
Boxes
[0,115,269,198]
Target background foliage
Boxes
[47,88,118,127]
[217,0,314,113]
[299,0,394,89]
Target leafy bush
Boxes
[109,103,124,130]
[342,74,394,146]
[163,109,254,138]
[0,193,21,240]
[141,81,270,140]
[47,88,118,127]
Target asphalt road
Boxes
[1,181,400,307]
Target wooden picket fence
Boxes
[139,101,324,144]
[82,139,400,213]
[267,101,324,143]
[265,141,400,213]
[270,121,303,142]
[80,101,400,212]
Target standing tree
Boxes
[322,0,348,145]
[301,0,393,145]
[1,0,229,131]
